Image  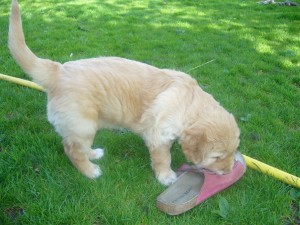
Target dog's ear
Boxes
[180,126,212,164]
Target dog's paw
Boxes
[85,164,102,179]
[89,148,104,160]
[157,170,177,186]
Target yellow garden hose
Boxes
[244,155,299,188]
[0,73,45,92]
[0,73,299,189]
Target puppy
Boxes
[8,0,240,185]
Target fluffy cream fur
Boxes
[9,0,240,185]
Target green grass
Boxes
[0,0,299,224]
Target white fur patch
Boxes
[157,170,177,186]
[87,164,102,179]
[89,148,104,160]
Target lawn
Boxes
[0,0,299,224]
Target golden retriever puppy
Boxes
[8,0,240,185]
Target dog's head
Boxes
[181,112,240,174]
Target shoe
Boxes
[156,151,246,215]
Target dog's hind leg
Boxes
[63,137,102,179]
[61,120,102,179]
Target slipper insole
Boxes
[157,172,204,205]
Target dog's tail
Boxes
[8,0,62,89]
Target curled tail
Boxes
[9,0,62,89]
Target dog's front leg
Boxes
[149,144,177,186]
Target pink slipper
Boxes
[156,152,246,215]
